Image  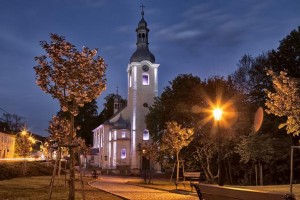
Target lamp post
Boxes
[213,108,223,186]
[142,149,147,183]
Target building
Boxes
[0,132,15,158]
[91,9,160,174]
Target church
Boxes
[91,9,160,174]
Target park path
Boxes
[89,175,198,200]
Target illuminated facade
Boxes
[0,132,15,158]
[92,10,159,174]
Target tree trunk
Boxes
[227,157,233,184]
[259,161,263,186]
[58,148,62,179]
[244,169,249,185]
[255,164,258,186]
[176,151,179,182]
[68,113,75,200]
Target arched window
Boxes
[143,129,149,141]
[142,73,149,85]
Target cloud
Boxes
[65,0,107,7]
[153,0,282,56]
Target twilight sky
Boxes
[0,0,299,137]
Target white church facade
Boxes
[91,9,160,174]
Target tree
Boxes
[160,121,194,181]
[267,27,300,78]
[231,54,272,106]
[146,74,249,184]
[146,74,202,142]
[0,121,10,132]
[75,99,100,146]
[98,93,127,124]
[15,130,35,175]
[235,133,274,185]
[141,142,160,183]
[0,113,26,132]
[34,33,106,200]
[265,70,300,136]
[15,132,34,158]
[235,132,292,185]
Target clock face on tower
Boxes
[142,65,149,72]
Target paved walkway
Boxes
[89,175,198,200]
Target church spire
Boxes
[130,5,155,63]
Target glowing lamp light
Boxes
[29,136,35,143]
[21,130,28,136]
[213,108,223,121]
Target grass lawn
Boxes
[237,184,300,199]
[128,179,300,199]
[0,176,124,200]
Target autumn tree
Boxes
[265,70,300,137]
[34,34,106,200]
[15,130,35,175]
[160,121,194,181]
[15,131,34,158]
[141,142,160,183]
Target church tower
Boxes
[127,7,160,172]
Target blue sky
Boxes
[0,0,299,136]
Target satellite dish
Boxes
[254,107,264,133]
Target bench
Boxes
[183,172,201,183]
[190,183,296,200]
[175,171,201,190]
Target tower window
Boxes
[121,149,126,159]
[142,74,149,85]
[122,131,126,138]
[143,129,150,141]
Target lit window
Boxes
[142,74,149,85]
[122,131,126,138]
[114,130,117,140]
[109,131,112,141]
[129,70,132,87]
[143,129,150,140]
[121,149,126,159]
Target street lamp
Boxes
[142,149,147,183]
[16,129,28,137]
[213,108,224,186]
